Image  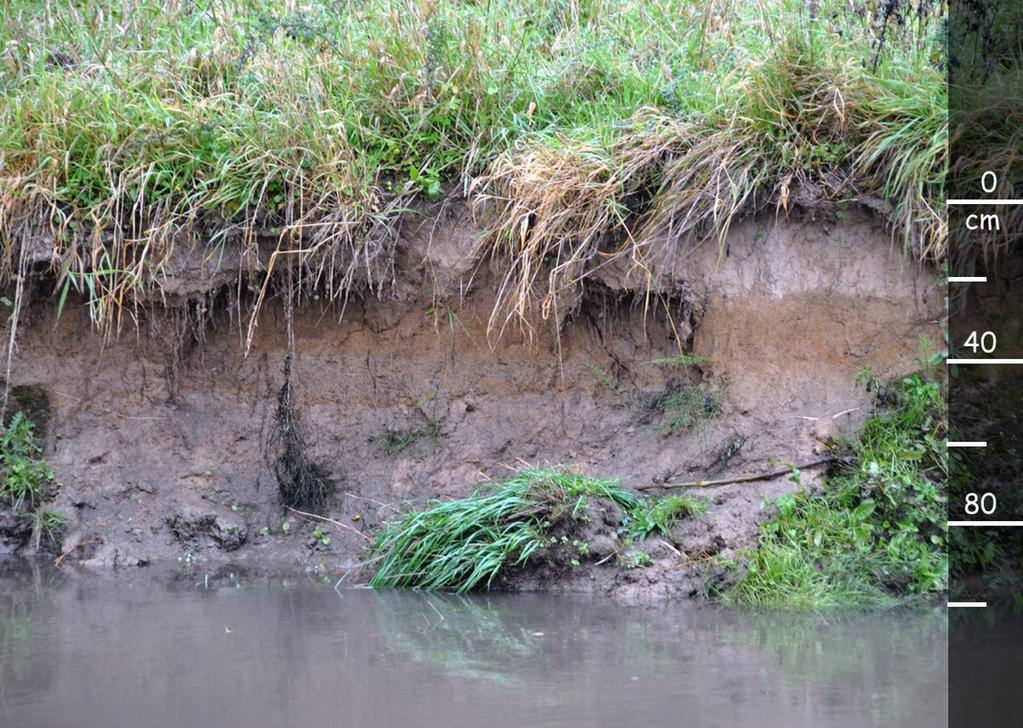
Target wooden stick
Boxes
[637,456,841,491]
[285,505,371,541]
[52,538,101,568]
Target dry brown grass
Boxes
[469,46,944,341]
[0,0,945,347]
[471,140,635,340]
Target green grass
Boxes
[590,355,722,434]
[368,392,445,455]
[649,354,709,369]
[0,413,53,513]
[624,494,706,542]
[654,384,722,434]
[25,509,67,551]
[370,467,705,592]
[368,428,431,456]
[0,0,946,335]
[1,411,65,552]
[586,363,637,406]
[725,369,947,608]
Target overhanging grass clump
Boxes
[472,30,946,333]
[371,468,706,593]
[726,368,947,608]
[0,1,945,338]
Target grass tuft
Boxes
[370,468,648,593]
[624,494,707,543]
[370,467,711,592]
[654,385,723,434]
[726,370,947,608]
[0,412,53,513]
[368,428,430,456]
[649,353,708,368]
[25,509,67,552]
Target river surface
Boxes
[0,565,946,728]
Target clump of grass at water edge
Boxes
[0,412,66,550]
[369,468,703,593]
[724,369,947,608]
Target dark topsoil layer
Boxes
[0,204,942,600]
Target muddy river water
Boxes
[0,565,946,727]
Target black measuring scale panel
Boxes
[949,2,1023,725]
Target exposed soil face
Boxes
[1,205,942,599]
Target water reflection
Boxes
[373,591,540,686]
[0,562,61,706]
[0,567,946,728]
[373,589,947,726]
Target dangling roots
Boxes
[269,354,335,513]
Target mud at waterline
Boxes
[0,208,942,600]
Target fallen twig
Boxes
[334,555,383,591]
[794,406,861,421]
[342,490,401,512]
[637,456,842,491]
[53,538,102,568]
[285,505,371,541]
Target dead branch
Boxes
[637,456,843,491]
[285,505,370,541]
[53,538,102,568]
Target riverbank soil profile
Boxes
[2,206,942,598]
[0,1,959,726]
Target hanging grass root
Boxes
[268,355,335,514]
[0,1,946,342]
